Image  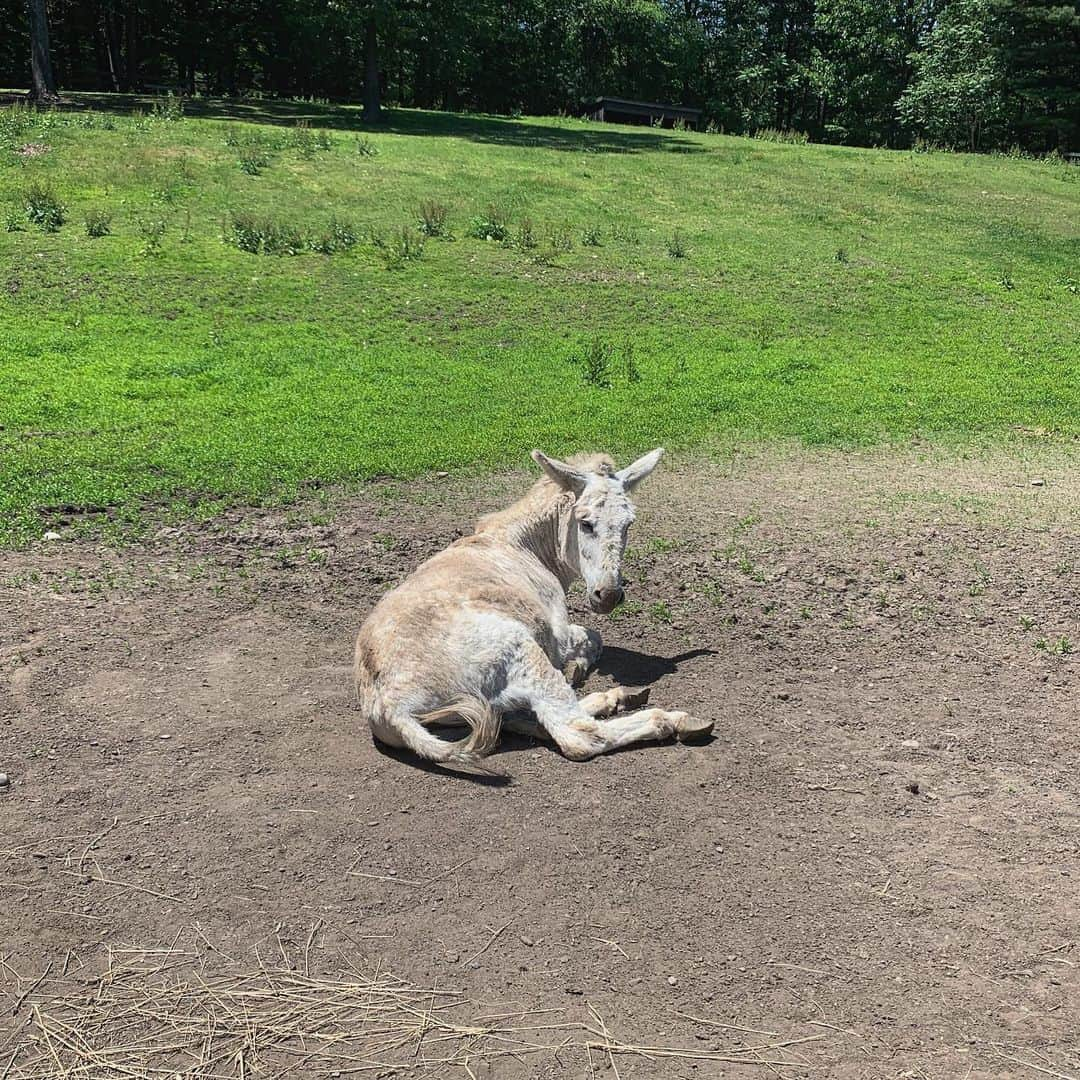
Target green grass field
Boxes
[1,94,1077,544]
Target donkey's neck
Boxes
[477,487,578,590]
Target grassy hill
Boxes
[1,94,1077,543]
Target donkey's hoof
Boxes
[620,687,650,710]
[565,659,589,688]
[674,714,714,742]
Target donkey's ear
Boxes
[531,450,588,495]
[616,447,664,491]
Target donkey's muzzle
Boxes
[590,586,624,614]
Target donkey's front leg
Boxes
[512,642,710,761]
[561,624,602,688]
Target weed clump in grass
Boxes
[371,226,425,269]
[355,136,378,157]
[151,93,185,121]
[753,127,810,144]
[291,121,330,158]
[513,217,537,250]
[569,338,613,388]
[309,217,360,254]
[4,207,23,232]
[467,203,510,241]
[581,223,602,246]
[85,208,112,237]
[224,213,305,256]
[567,337,645,388]
[259,221,305,256]
[0,102,44,151]
[418,200,450,238]
[22,183,66,232]
[666,229,688,258]
[239,149,270,175]
[137,218,167,255]
[292,120,316,159]
[546,224,573,253]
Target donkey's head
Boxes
[531,448,664,613]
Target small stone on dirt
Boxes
[42,531,61,541]
[901,738,920,749]
[1031,478,1045,487]
[906,781,920,795]
[0,773,9,788]
[667,975,678,986]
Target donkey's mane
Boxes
[475,452,616,537]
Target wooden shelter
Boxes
[584,96,702,130]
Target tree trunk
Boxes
[102,0,123,92]
[124,1,138,91]
[362,15,381,122]
[26,0,59,101]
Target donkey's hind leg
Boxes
[505,642,708,761]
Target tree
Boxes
[26,0,59,100]
[363,13,380,121]
[897,0,1006,149]
[994,0,1080,151]
[810,0,940,145]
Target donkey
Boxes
[354,448,712,764]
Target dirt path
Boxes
[2,445,1078,1079]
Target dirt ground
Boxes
[2,443,1079,1079]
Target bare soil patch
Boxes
[2,445,1078,1078]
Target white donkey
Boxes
[354,449,712,764]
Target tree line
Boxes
[6,0,1078,152]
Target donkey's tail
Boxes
[398,697,501,767]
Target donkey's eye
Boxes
[580,520,596,535]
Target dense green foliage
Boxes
[0,98,1077,544]
[3,0,1078,152]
